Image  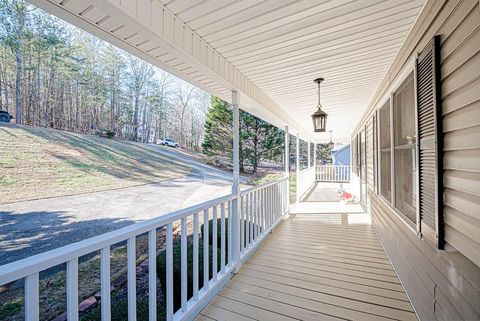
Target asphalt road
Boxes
[0,145,240,265]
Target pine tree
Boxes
[203,96,284,173]
[202,96,233,156]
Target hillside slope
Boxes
[0,124,191,203]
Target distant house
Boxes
[332,144,350,165]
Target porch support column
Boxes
[313,143,317,180]
[231,91,241,271]
[307,141,311,168]
[296,133,300,204]
[284,126,290,210]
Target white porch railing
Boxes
[316,164,351,182]
[0,177,288,321]
[297,166,316,200]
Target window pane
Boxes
[393,72,416,223]
[379,100,391,201]
[394,148,416,222]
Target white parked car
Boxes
[158,138,179,148]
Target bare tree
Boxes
[125,53,154,141]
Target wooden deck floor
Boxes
[195,212,417,321]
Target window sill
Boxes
[377,194,417,235]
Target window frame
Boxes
[378,98,392,203]
[374,66,419,233]
[392,72,417,225]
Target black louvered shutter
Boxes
[415,36,444,249]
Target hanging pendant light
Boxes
[328,130,334,149]
[311,78,328,132]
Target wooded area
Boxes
[0,0,208,148]
[0,0,331,173]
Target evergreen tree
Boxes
[203,96,284,173]
[202,96,232,156]
[241,112,283,174]
[316,143,333,164]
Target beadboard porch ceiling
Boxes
[30,0,426,143]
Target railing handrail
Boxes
[0,176,290,321]
[0,192,236,285]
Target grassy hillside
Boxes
[0,124,191,203]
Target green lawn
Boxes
[0,124,191,203]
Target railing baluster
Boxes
[220,203,226,273]
[263,187,268,229]
[272,185,275,222]
[193,213,199,300]
[25,273,39,321]
[274,184,278,220]
[240,195,244,253]
[67,258,79,321]
[265,187,269,228]
[101,247,111,321]
[127,237,136,321]
[228,201,232,265]
[147,230,156,321]
[260,188,269,229]
[203,209,209,290]
[212,206,218,282]
[279,181,283,215]
[166,223,173,321]
[270,185,273,224]
[275,184,278,220]
[252,191,256,241]
[270,186,273,223]
[260,189,264,234]
[249,192,253,244]
[268,186,271,227]
[276,184,279,219]
[256,190,260,238]
[245,194,249,248]
[181,217,187,312]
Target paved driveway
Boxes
[0,146,240,265]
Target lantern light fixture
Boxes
[311,78,328,132]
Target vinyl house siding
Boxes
[353,0,480,320]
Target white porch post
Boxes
[296,133,300,204]
[284,126,290,210]
[231,91,241,271]
[313,143,317,180]
[307,141,311,168]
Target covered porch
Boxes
[2,0,479,320]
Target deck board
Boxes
[195,212,418,321]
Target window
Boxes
[393,72,416,223]
[373,113,378,191]
[373,37,442,245]
[379,100,391,201]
